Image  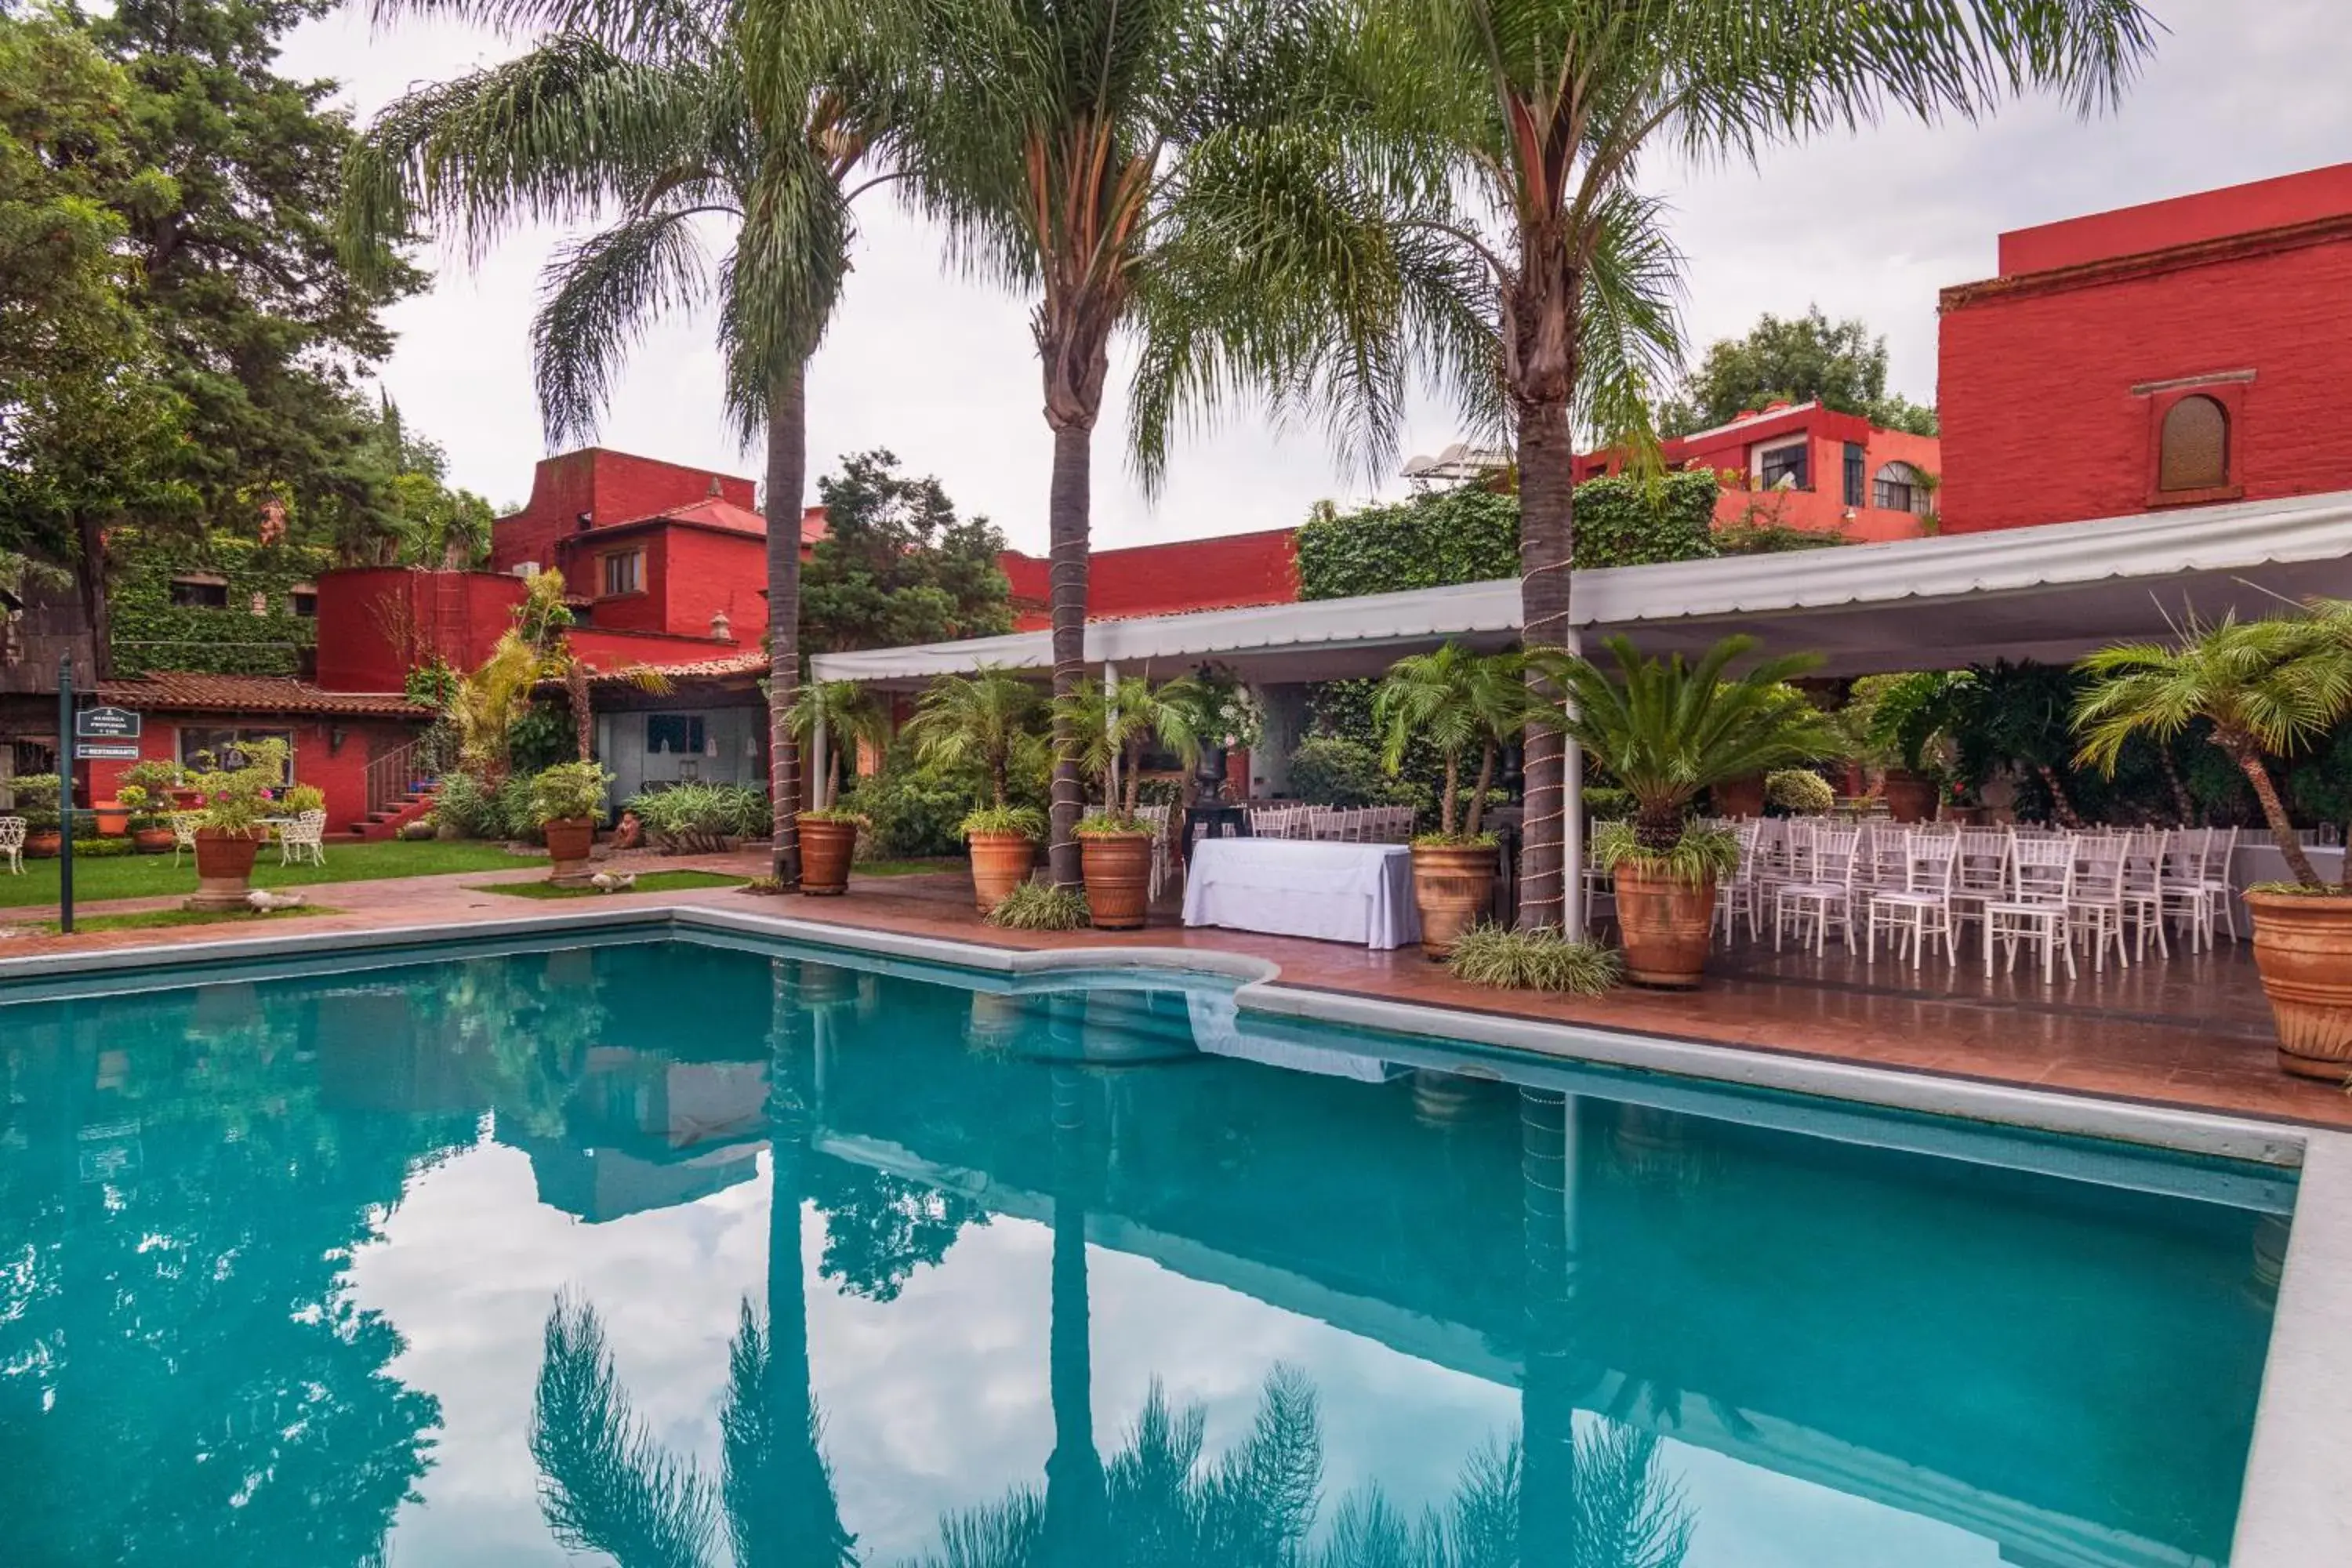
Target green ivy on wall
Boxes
[108,531,333,677]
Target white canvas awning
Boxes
[812,488,2352,687]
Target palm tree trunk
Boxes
[74,509,110,681]
[2232,746,2322,887]
[767,365,808,886]
[1517,396,1577,928]
[1465,742,1497,840]
[1440,754,1461,840]
[1519,1087,1577,1568]
[2037,764,2083,829]
[1047,421,1091,888]
[2158,743,2195,824]
[564,659,593,762]
[1042,1061,1105,1565]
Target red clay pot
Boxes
[1882,768,1939,824]
[797,814,859,895]
[25,830,60,859]
[1711,775,1766,818]
[967,829,1038,914]
[187,828,261,911]
[1080,832,1154,930]
[2245,890,2352,1079]
[133,826,176,854]
[543,817,596,885]
[93,802,131,837]
[1410,841,1498,958]
[1613,861,1718,989]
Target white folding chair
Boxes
[2201,826,2242,943]
[1867,831,1959,968]
[2158,827,2232,952]
[1986,834,2077,983]
[0,816,22,875]
[1948,827,2010,933]
[2066,834,2132,973]
[1774,825,1862,956]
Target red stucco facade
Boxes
[85,713,426,835]
[1000,528,1300,630]
[491,448,760,575]
[1939,162,2352,534]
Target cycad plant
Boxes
[785,680,891,815]
[1311,0,2155,926]
[344,0,894,886]
[2074,608,2352,890]
[902,667,1049,837]
[1373,645,1532,843]
[1537,635,1838,878]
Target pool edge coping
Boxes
[7,898,2346,1566]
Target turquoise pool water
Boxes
[0,935,2284,1567]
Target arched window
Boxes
[1871,462,1931,514]
[2158,394,2230,492]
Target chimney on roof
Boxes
[1737,408,1760,420]
[710,610,732,642]
[707,475,723,496]
[575,510,592,532]
[1762,399,1790,413]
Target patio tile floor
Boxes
[6,855,2348,1131]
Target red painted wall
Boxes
[1999,162,2352,277]
[492,448,759,575]
[1001,528,1299,631]
[85,717,425,830]
[565,627,745,670]
[659,528,768,642]
[1940,227,2352,533]
[1576,405,1943,543]
[315,569,528,691]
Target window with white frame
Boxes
[1755,440,1809,491]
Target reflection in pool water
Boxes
[0,938,2281,1566]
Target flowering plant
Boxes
[183,739,292,837]
[1195,670,1262,750]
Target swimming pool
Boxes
[0,930,2291,1566]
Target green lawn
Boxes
[468,870,747,901]
[14,905,337,935]
[853,858,964,878]
[0,838,543,909]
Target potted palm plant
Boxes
[181,739,293,909]
[786,680,887,895]
[1058,674,1209,931]
[2074,604,2352,1078]
[528,760,611,886]
[1541,635,1838,988]
[903,668,1049,913]
[1374,644,1530,957]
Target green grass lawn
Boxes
[11,905,338,935]
[0,838,543,909]
[853,858,964,878]
[468,870,747,901]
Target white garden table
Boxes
[1181,837,1420,950]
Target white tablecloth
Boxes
[1181,838,1420,949]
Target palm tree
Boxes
[1535,636,1838,855]
[343,0,891,887]
[1055,674,1211,821]
[448,568,669,778]
[847,0,1419,891]
[2074,612,2352,889]
[902,668,1049,816]
[1374,645,1534,840]
[784,679,891,811]
[1317,0,2157,927]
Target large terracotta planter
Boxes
[2245,890,2352,1079]
[1613,861,1719,989]
[968,829,1039,914]
[1080,832,1153,930]
[1411,841,1497,959]
[543,817,596,887]
[133,826,176,854]
[24,829,60,859]
[1711,774,1766,818]
[187,829,260,912]
[93,802,131,836]
[797,814,859,895]
[1882,768,1939,823]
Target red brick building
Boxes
[998,527,1300,631]
[1939,162,2352,532]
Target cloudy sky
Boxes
[282,2,2352,554]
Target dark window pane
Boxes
[2159,396,2229,492]
[169,578,229,608]
[1759,443,1809,491]
[646,714,706,755]
[1842,443,1865,507]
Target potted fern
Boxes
[1374,645,1531,957]
[1541,635,1838,988]
[182,739,293,908]
[528,760,611,885]
[2074,604,2352,1077]
[903,668,1048,913]
[786,680,887,895]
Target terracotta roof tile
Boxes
[97,672,434,719]
[587,652,767,684]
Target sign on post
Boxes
[74,706,143,740]
[74,742,140,761]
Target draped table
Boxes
[1181,837,1421,950]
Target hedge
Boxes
[108,531,332,677]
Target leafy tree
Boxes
[803,450,1013,652]
[1660,306,1938,437]
[358,394,495,568]
[1303,0,2154,928]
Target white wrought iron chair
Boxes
[1773,824,1862,956]
[0,815,22,875]
[1985,834,2077,983]
[169,811,201,868]
[1866,831,1959,968]
[278,808,329,867]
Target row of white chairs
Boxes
[1247,804,1416,844]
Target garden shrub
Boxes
[1446,923,1621,994]
[429,771,503,837]
[842,764,971,858]
[1765,769,1836,814]
[985,884,1090,931]
[1287,735,1414,808]
[493,773,541,841]
[626,782,769,851]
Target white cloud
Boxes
[285,1,2352,553]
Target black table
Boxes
[1181,803,1250,862]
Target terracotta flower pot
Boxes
[797,814,859,895]
[187,828,261,912]
[133,827,175,854]
[1613,860,1719,989]
[967,829,1039,914]
[93,803,131,836]
[1080,832,1154,930]
[2245,890,2352,1079]
[1882,768,1939,824]
[25,830,60,859]
[543,816,596,886]
[1411,841,1497,959]
[1711,774,1766,818]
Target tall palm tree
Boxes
[1315,0,2158,927]
[826,0,1416,890]
[342,0,890,887]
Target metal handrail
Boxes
[361,729,454,821]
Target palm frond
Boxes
[532,209,717,444]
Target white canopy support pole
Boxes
[1559,628,1585,942]
[1103,661,1120,815]
[811,713,829,813]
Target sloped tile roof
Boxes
[97,672,434,719]
[587,652,767,684]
